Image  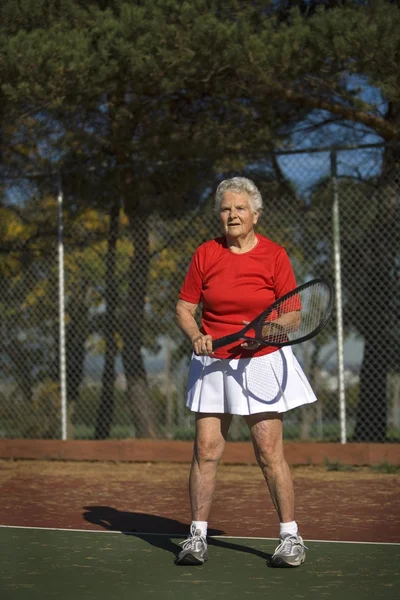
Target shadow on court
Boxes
[82,505,272,563]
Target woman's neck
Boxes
[225,232,258,254]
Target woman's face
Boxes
[219,191,259,239]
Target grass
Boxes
[322,458,400,474]
[324,458,356,472]
[370,461,400,474]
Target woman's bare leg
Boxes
[189,413,232,521]
[245,412,294,523]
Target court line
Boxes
[0,524,399,546]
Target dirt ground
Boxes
[0,459,399,543]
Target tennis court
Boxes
[1,459,399,599]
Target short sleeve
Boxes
[179,248,203,304]
[274,248,297,299]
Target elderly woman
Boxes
[175,177,316,568]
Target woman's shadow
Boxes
[82,506,272,564]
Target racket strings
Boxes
[259,283,331,344]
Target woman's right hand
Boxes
[191,333,214,356]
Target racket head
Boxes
[250,277,334,347]
[211,278,334,351]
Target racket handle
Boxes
[212,333,242,351]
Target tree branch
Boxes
[268,85,398,141]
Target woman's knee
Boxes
[252,432,285,469]
[254,443,284,469]
[194,437,225,463]
[193,414,231,463]
[247,414,284,467]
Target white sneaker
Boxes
[176,525,208,565]
[271,534,307,567]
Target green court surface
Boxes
[1,527,399,600]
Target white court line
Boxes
[0,524,399,546]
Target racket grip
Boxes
[212,333,242,351]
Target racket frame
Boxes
[211,277,334,351]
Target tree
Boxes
[94,198,120,439]
[352,150,400,440]
[1,0,400,440]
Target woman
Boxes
[175,177,316,568]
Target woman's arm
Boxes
[176,299,213,355]
[271,310,301,331]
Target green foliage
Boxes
[3,0,400,150]
[72,386,131,429]
[171,425,196,441]
[0,380,61,439]
[324,458,356,472]
[72,382,181,438]
[371,461,400,474]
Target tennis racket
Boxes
[212,278,333,351]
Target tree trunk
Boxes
[354,338,388,441]
[95,199,120,439]
[353,139,399,441]
[122,216,157,438]
[66,295,89,404]
[65,286,91,436]
[8,340,34,403]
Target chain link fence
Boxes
[1,145,399,442]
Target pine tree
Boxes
[1,0,399,439]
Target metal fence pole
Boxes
[57,172,68,440]
[331,150,347,444]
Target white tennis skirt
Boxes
[186,346,317,415]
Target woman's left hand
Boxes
[240,321,261,350]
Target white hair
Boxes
[214,177,263,213]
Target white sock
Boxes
[280,521,298,538]
[191,520,208,537]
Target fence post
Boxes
[57,172,68,440]
[331,150,347,444]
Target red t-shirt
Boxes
[179,234,297,359]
